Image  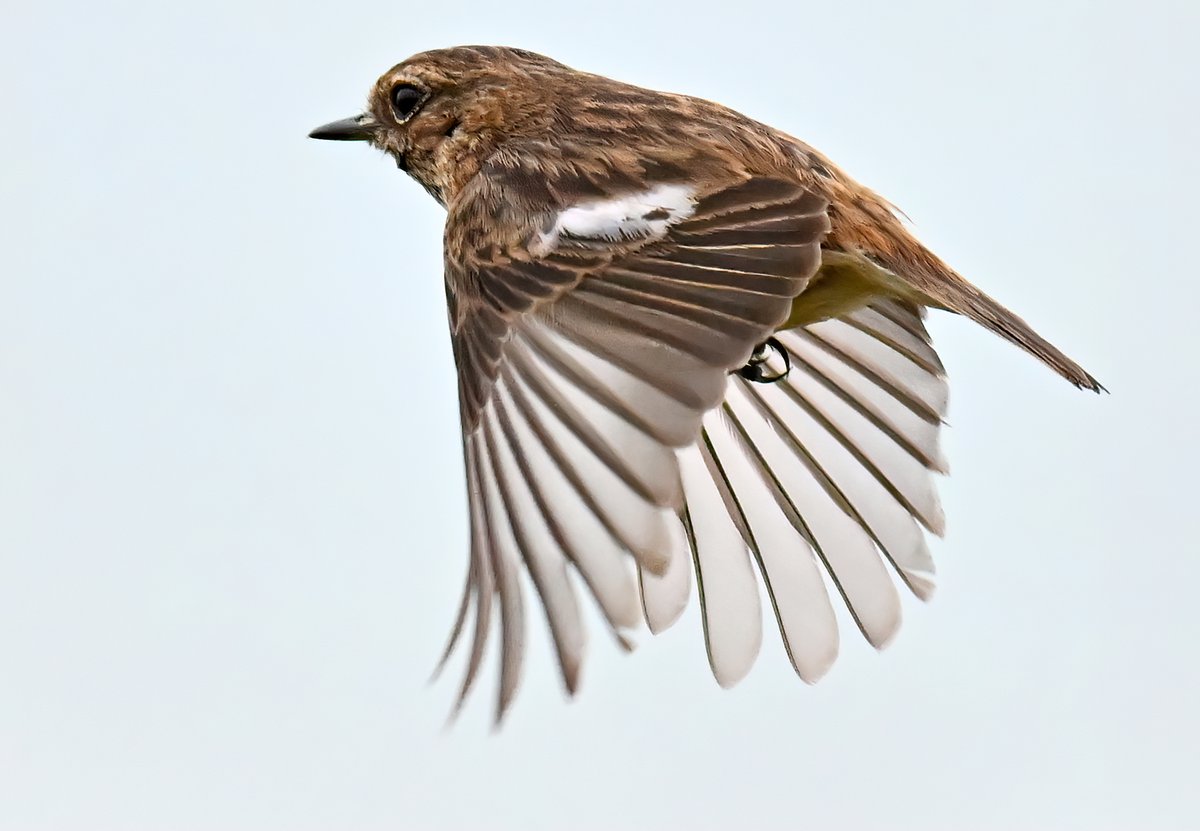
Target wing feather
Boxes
[686,299,948,675]
[441,154,831,718]
[704,399,840,682]
[490,375,641,637]
[638,519,692,635]
[682,439,763,687]
[466,432,527,720]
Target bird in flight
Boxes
[310,46,1101,723]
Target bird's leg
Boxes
[736,337,790,383]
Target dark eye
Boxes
[390,84,425,119]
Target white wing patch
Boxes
[535,183,697,253]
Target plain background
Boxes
[2,1,1197,829]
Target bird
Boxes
[309,45,1102,724]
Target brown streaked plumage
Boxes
[310,45,1102,724]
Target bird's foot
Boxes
[736,337,790,383]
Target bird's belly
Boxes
[780,249,920,330]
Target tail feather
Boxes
[803,248,1104,392]
[940,279,1105,393]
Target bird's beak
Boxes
[308,113,377,142]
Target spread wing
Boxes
[672,297,949,688]
[438,144,829,721]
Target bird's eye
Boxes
[390,84,426,120]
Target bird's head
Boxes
[309,46,570,204]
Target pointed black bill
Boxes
[308,114,377,141]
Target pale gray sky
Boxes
[2,1,1197,829]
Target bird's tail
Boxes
[795,249,1104,393]
[929,275,1105,392]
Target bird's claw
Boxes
[736,337,790,383]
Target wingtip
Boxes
[428,650,454,686]
[709,638,762,689]
[492,692,517,732]
[860,604,903,652]
[441,696,468,733]
[559,655,583,698]
[792,642,839,686]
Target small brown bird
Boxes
[310,46,1101,722]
